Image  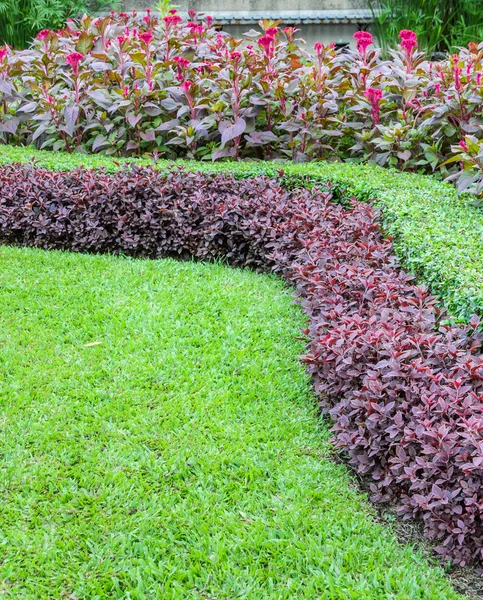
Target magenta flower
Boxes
[314,42,324,57]
[173,55,190,68]
[180,80,193,93]
[477,72,482,86]
[230,51,242,62]
[265,27,278,36]
[399,30,418,56]
[206,16,213,27]
[163,14,182,27]
[117,35,126,46]
[66,52,84,75]
[0,46,8,62]
[139,31,153,47]
[283,27,295,42]
[353,31,373,55]
[364,87,383,125]
[258,34,275,58]
[459,140,468,152]
[36,29,52,40]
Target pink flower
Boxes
[283,27,295,42]
[364,87,383,125]
[399,29,418,56]
[122,85,129,98]
[173,55,190,68]
[353,30,373,55]
[36,29,52,40]
[66,52,84,75]
[169,9,178,14]
[434,83,441,95]
[230,51,242,62]
[188,9,196,19]
[265,27,278,36]
[139,31,153,47]
[206,16,213,27]
[477,72,482,86]
[117,35,126,46]
[163,14,182,27]
[180,80,193,93]
[314,42,324,57]
[0,46,8,62]
[258,34,275,57]
[118,12,128,18]
[459,140,468,152]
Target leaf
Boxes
[64,104,79,137]
[88,90,111,109]
[83,341,103,347]
[76,32,94,55]
[0,118,19,134]
[90,61,112,72]
[155,119,180,131]
[212,147,236,161]
[92,134,108,151]
[126,113,142,128]
[221,118,246,147]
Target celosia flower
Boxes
[122,84,129,98]
[66,52,84,75]
[173,55,190,68]
[36,29,52,40]
[258,34,275,57]
[139,31,153,47]
[283,27,295,42]
[180,80,193,93]
[353,30,373,55]
[314,42,324,57]
[206,16,213,27]
[169,9,178,14]
[364,87,383,125]
[477,72,482,86]
[265,27,278,36]
[399,29,418,56]
[230,51,242,62]
[117,35,126,46]
[188,9,196,19]
[0,46,8,62]
[459,140,468,151]
[163,14,182,27]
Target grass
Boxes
[0,246,464,599]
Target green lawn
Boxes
[0,247,463,599]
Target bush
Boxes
[1,13,483,193]
[2,161,483,566]
[2,145,483,322]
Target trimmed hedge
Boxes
[1,145,483,321]
[2,162,483,566]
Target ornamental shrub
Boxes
[2,161,483,565]
[1,13,483,193]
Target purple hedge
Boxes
[2,162,483,565]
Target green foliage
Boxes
[0,246,463,598]
[0,0,119,49]
[2,144,482,321]
[367,0,483,54]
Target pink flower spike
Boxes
[36,29,52,40]
[139,31,153,47]
[353,30,373,55]
[66,51,84,75]
[265,27,278,36]
[206,16,213,27]
[181,80,193,93]
[0,46,8,62]
[314,42,323,57]
[364,87,383,125]
[459,140,468,152]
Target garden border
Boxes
[2,145,483,321]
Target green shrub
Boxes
[1,144,483,321]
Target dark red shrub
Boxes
[2,162,483,565]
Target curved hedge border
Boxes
[2,145,483,322]
[2,161,483,566]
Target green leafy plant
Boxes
[0,0,120,49]
[367,0,483,54]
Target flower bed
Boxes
[2,160,483,566]
[1,12,483,193]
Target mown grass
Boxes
[0,246,464,599]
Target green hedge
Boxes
[1,144,482,321]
